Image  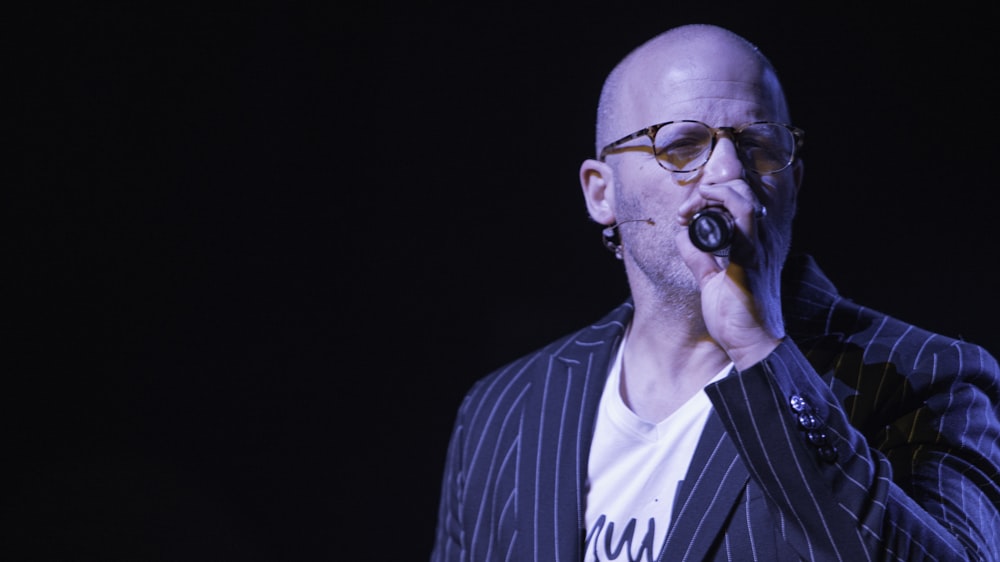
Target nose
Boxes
[700,135,745,183]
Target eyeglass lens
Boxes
[654,122,795,173]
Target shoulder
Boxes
[783,253,999,381]
[457,299,634,414]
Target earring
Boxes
[602,226,624,260]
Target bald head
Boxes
[595,24,790,156]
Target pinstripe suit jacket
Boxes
[431,254,1000,562]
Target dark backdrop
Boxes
[10,2,999,560]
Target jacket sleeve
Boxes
[705,338,1000,561]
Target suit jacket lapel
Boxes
[661,410,749,562]
[515,302,632,561]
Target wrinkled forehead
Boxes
[617,40,787,132]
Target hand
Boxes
[676,181,784,369]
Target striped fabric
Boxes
[431,253,1000,561]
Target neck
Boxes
[619,287,731,423]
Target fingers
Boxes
[675,227,723,288]
[680,181,757,220]
[677,181,763,242]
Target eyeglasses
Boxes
[599,120,804,174]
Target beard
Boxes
[613,180,794,327]
[614,188,703,316]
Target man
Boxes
[431,24,1000,561]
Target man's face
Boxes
[608,38,800,296]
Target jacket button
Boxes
[806,430,828,446]
[818,445,838,463]
[789,394,808,413]
[797,412,822,430]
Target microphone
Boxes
[689,208,733,256]
[611,217,656,229]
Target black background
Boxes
[10,2,1000,560]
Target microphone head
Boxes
[689,209,733,255]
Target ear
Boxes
[579,158,616,226]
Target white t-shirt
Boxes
[584,331,731,562]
